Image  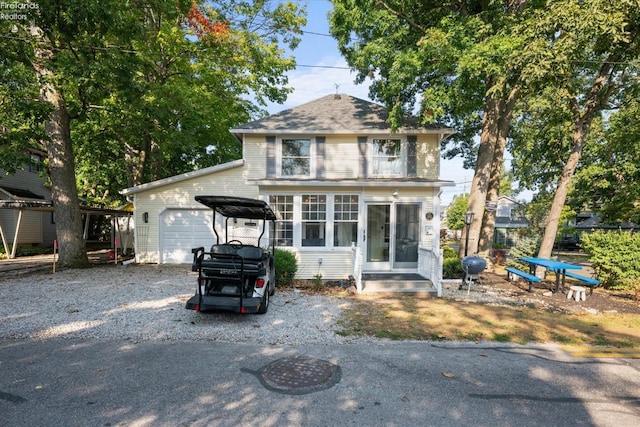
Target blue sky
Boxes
[264,0,473,205]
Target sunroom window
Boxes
[281,139,311,176]
[372,139,403,176]
[269,195,293,247]
[301,194,326,247]
[333,195,359,247]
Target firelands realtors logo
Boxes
[0,2,39,21]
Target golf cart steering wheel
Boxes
[226,240,243,249]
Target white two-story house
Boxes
[121,94,455,294]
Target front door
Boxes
[364,203,421,271]
[365,204,390,270]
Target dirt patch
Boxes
[291,271,640,315]
[477,271,640,315]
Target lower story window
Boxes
[270,195,293,246]
[269,193,360,248]
[333,195,359,246]
[302,194,326,247]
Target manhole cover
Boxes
[251,356,341,395]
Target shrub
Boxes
[274,249,298,287]
[443,257,464,279]
[312,273,323,289]
[580,230,640,294]
[506,236,540,270]
[442,245,458,259]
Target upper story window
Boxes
[372,139,403,176]
[281,139,311,176]
[29,153,44,173]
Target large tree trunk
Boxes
[537,65,615,260]
[31,26,90,269]
[462,94,499,257]
[478,141,503,262]
[537,118,591,259]
[465,84,519,258]
[478,88,518,263]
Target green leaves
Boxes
[581,230,640,290]
[1,1,306,206]
[570,98,640,224]
[446,193,470,231]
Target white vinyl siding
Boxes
[415,134,440,179]
[323,136,360,179]
[242,134,441,180]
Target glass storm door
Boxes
[393,204,420,269]
[365,203,421,271]
[365,204,391,270]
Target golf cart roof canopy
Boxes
[195,196,277,221]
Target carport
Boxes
[0,200,133,259]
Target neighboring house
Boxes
[493,196,529,247]
[121,94,455,294]
[1,150,133,258]
[556,212,637,250]
[0,150,56,256]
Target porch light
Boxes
[464,210,474,257]
[464,210,474,226]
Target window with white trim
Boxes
[333,195,359,247]
[372,138,403,176]
[301,194,326,247]
[281,138,311,176]
[269,195,293,247]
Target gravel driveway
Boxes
[0,264,369,345]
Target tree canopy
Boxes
[570,94,640,224]
[0,0,306,267]
[509,0,640,257]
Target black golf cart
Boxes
[185,196,277,314]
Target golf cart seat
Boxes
[236,246,264,261]
[197,244,265,276]
[210,244,237,255]
[209,244,264,261]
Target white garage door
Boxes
[160,209,216,264]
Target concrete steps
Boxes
[361,273,436,295]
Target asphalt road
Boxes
[1,339,639,426]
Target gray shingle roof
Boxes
[231,94,454,135]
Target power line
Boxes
[296,64,350,69]
[302,30,333,38]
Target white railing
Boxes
[351,243,363,293]
[352,244,442,296]
[418,246,443,297]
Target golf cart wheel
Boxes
[257,289,269,314]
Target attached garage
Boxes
[120,159,258,264]
[159,209,215,264]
